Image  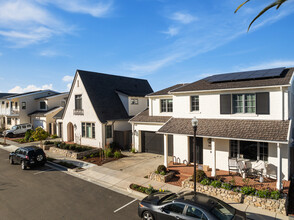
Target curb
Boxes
[46,161,70,171]
[127,184,147,198]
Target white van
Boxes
[3,123,33,138]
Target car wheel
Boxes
[7,133,13,138]
[142,211,154,220]
[9,157,14,164]
[36,154,43,162]
[21,161,26,170]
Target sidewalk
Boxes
[0,139,292,220]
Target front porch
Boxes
[167,162,290,194]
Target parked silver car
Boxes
[3,123,33,138]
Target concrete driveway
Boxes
[102,152,169,177]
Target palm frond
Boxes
[247,2,278,31]
[235,0,250,13]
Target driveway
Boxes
[102,152,170,177]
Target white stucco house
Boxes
[60,70,153,149]
[130,67,294,190]
[0,90,68,134]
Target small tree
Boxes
[32,127,49,148]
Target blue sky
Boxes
[0,0,294,93]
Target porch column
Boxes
[164,134,168,167]
[211,139,216,177]
[276,143,282,190]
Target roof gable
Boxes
[77,70,153,123]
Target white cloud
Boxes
[40,50,58,57]
[37,0,113,17]
[62,75,74,82]
[170,12,197,24]
[8,84,53,93]
[162,27,179,37]
[0,0,71,47]
[240,60,294,71]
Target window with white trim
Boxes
[160,99,173,112]
[81,122,95,139]
[191,96,199,112]
[131,98,138,105]
[233,94,256,114]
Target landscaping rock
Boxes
[148,171,174,183]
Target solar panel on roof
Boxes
[205,67,285,83]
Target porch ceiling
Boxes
[158,118,290,142]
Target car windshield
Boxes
[211,202,235,220]
[11,126,18,130]
[158,193,178,205]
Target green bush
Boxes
[145,185,156,195]
[31,127,49,141]
[221,182,233,190]
[131,148,136,153]
[160,171,166,175]
[51,134,58,139]
[233,187,241,193]
[157,165,167,174]
[24,130,33,142]
[104,148,113,157]
[83,156,87,160]
[29,137,34,142]
[54,141,61,147]
[270,190,281,200]
[210,180,222,188]
[44,141,54,145]
[200,178,210,186]
[255,189,270,198]
[240,186,256,195]
[69,144,76,151]
[114,151,122,159]
[191,170,207,183]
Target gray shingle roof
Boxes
[28,107,61,116]
[0,93,17,99]
[147,83,188,96]
[77,70,153,123]
[158,118,289,142]
[172,68,294,93]
[129,108,171,123]
[53,108,64,119]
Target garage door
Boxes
[141,131,173,156]
[33,119,46,129]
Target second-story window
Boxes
[22,102,26,110]
[6,102,8,108]
[75,95,82,110]
[40,101,46,110]
[191,96,199,112]
[131,98,138,105]
[160,99,173,112]
[233,94,256,114]
[15,102,18,109]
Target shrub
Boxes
[31,127,49,141]
[114,151,122,159]
[54,141,61,147]
[29,137,34,142]
[131,148,136,153]
[44,141,54,145]
[191,170,207,183]
[240,186,256,195]
[90,154,94,158]
[160,171,166,175]
[221,182,233,190]
[233,187,241,193]
[157,165,167,174]
[104,148,113,158]
[69,144,76,151]
[64,144,71,150]
[270,190,281,200]
[24,129,33,142]
[155,170,159,174]
[145,185,156,195]
[255,189,270,198]
[211,180,222,188]
[200,178,210,186]
[229,177,236,186]
[51,134,58,139]
[83,156,87,160]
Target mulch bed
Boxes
[82,156,121,166]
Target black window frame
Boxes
[106,125,112,139]
[40,101,46,110]
[22,102,26,110]
[81,122,95,139]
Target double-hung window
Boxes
[160,99,173,112]
[233,94,256,114]
[81,122,95,139]
[22,102,26,110]
[106,125,112,139]
[40,101,46,110]
[191,96,199,112]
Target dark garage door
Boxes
[141,131,173,156]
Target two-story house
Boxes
[0,90,68,134]
[61,70,153,149]
[130,67,294,190]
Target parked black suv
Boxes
[9,146,47,170]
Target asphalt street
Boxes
[0,148,139,220]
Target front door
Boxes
[189,137,203,164]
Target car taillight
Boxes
[25,156,29,160]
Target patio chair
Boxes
[228,158,239,175]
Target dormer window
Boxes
[161,99,173,112]
[131,98,138,105]
[40,101,46,110]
